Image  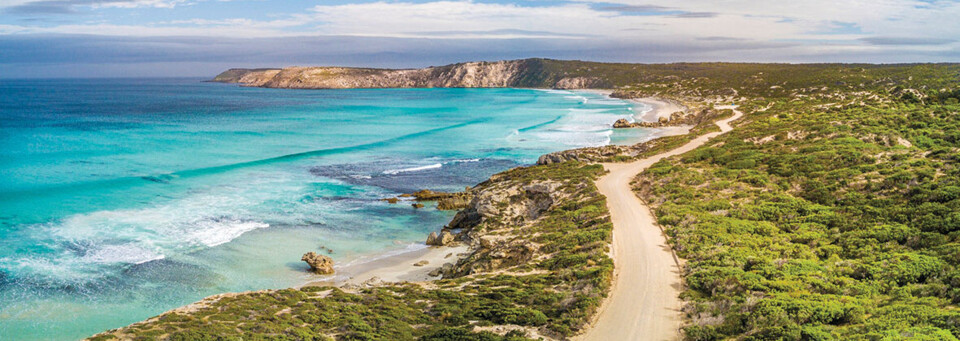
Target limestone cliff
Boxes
[211,59,611,89]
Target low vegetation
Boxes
[633,67,960,339]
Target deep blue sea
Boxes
[0,78,658,340]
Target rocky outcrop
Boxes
[613,110,694,129]
[301,252,335,274]
[399,189,474,210]
[537,144,631,165]
[425,175,570,277]
[554,76,611,89]
[211,59,611,90]
[425,230,456,246]
[446,180,561,231]
[613,118,634,128]
[436,196,471,210]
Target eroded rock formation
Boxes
[301,252,335,274]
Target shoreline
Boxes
[295,89,632,289]
[93,90,684,339]
[630,97,684,122]
[625,96,693,141]
[299,93,686,289]
[300,243,470,288]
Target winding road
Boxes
[579,107,743,341]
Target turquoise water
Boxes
[0,79,653,340]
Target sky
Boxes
[1,0,959,78]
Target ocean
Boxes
[0,78,655,340]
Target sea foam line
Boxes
[383,163,442,175]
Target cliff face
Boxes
[211,59,612,89]
[211,68,280,83]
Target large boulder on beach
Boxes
[301,252,335,274]
[426,230,456,246]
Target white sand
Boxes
[630,97,685,122]
[301,243,469,288]
[577,107,743,341]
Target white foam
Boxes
[520,105,639,148]
[534,89,574,95]
[81,244,165,265]
[188,219,269,247]
[382,163,442,175]
[448,158,480,163]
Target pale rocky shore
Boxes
[211,59,611,89]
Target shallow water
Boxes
[0,79,653,339]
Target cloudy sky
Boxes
[1,0,959,78]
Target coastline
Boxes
[295,89,634,289]
[89,91,687,340]
[630,96,684,122]
[628,96,692,140]
[295,94,689,290]
[301,243,470,287]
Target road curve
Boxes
[579,107,743,341]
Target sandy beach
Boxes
[631,97,685,122]
[301,243,469,288]
[628,97,692,139]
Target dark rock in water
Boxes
[302,252,335,274]
[401,189,454,201]
[402,189,474,210]
[382,197,399,204]
[412,203,425,209]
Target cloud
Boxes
[3,0,187,15]
[697,36,747,41]
[593,4,672,13]
[404,29,592,39]
[672,12,717,18]
[860,36,956,46]
[1,0,959,77]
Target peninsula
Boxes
[94,60,960,340]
